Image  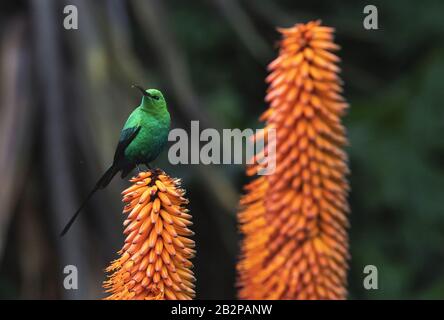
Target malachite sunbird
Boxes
[61,86,171,236]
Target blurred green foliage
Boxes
[170,0,444,299]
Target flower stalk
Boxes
[104,169,195,300]
[238,21,350,300]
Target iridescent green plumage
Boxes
[118,88,170,176]
[61,87,170,236]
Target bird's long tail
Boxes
[60,165,119,236]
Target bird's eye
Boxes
[152,95,159,100]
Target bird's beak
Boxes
[132,84,153,98]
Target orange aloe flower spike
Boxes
[104,169,195,300]
[238,20,350,300]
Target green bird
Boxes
[61,86,171,236]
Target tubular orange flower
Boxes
[238,20,350,300]
[103,170,195,300]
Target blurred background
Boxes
[0,0,443,299]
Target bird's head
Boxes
[132,85,166,111]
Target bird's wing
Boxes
[113,125,141,163]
